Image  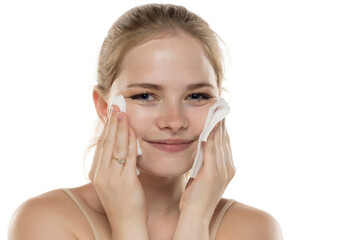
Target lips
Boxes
[145,139,195,153]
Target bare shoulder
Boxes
[218,199,283,240]
[8,189,80,240]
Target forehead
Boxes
[115,32,217,89]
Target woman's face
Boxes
[108,32,220,177]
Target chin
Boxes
[136,154,194,177]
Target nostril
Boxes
[156,110,189,131]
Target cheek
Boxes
[125,103,156,134]
[186,105,212,134]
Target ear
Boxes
[93,89,108,123]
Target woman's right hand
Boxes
[90,105,148,228]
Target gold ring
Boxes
[115,158,126,164]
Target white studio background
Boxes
[1,0,359,239]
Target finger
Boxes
[123,127,138,176]
[110,111,129,173]
[223,123,234,169]
[221,119,226,142]
[220,120,223,143]
[223,120,230,144]
[202,125,217,173]
[98,105,120,169]
[223,139,235,179]
[223,125,236,179]
[214,122,226,172]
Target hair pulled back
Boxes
[94,3,225,100]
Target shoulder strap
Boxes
[210,199,236,240]
[62,188,101,240]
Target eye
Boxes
[187,92,212,102]
[130,93,155,101]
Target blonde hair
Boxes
[95,3,225,99]
[85,3,226,180]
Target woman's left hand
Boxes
[179,120,236,220]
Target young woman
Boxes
[9,4,282,240]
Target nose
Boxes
[157,102,189,132]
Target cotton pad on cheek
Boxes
[189,97,230,178]
[108,95,142,156]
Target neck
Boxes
[138,172,186,216]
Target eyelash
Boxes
[130,92,212,102]
[187,92,212,102]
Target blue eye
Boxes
[187,93,212,101]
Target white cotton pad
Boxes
[189,98,230,178]
[109,95,142,156]
[110,95,127,113]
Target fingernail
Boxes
[118,111,123,121]
[108,106,114,118]
[112,105,120,113]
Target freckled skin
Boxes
[108,32,219,177]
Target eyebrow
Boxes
[126,82,214,90]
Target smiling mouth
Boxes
[145,139,196,153]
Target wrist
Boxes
[180,207,214,224]
[179,210,211,227]
[173,212,210,240]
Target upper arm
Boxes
[8,197,77,240]
[225,202,283,240]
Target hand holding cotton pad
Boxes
[189,97,230,178]
[108,95,141,175]
[109,95,142,155]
